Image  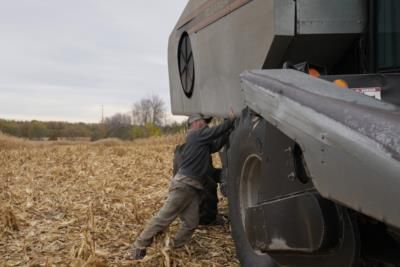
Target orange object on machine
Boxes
[308,68,321,77]
[334,79,349,88]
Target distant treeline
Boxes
[0,119,186,141]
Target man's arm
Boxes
[197,119,234,144]
[210,131,230,153]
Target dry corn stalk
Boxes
[0,134,239,266]
[0,205,19,234]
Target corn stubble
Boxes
[0,134,238,266]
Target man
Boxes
[173,120,229,226]
[127,112,235,260]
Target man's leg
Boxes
[173,186,200,248]
[134,186,191,248]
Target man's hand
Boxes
[229,108,236,121]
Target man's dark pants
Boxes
[133,178,200,249]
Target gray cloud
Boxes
[0,0,187,122]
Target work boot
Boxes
[201,214,228,226]
[170,239,187,249]
[211,214,227,226]
[125,246,146,260]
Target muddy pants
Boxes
[133,179,200,248]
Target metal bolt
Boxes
[288,172,296,181]
[284,147,292,153]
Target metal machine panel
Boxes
[297,0,367,34]
[241,69,400,228]
[169,0,367,117]
[245,193,337,253]
[168,0,295,117]
[175,0,209,29]
[274,0,295,36]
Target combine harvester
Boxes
[168,1,400,266]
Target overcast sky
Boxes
[0,0,187,123]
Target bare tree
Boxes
[131,103,142,125]
[103,112,132,139]
[132,95,165,126]
[104,113,131,129]
[132,99,150,125]
[150,95,165,126]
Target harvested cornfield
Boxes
[0,134,239,266]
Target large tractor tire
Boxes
[226,108,360,267]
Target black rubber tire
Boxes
[226,108,360,267]
[227,108,278,267]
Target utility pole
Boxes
[101,105,104,123]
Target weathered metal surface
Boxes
[169,0,367,117]
[169,0,283,117]
[178,0,254,34]
[245,193,337,253]
[296,0,366,34]
[241,69,400,228]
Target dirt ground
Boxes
[0,134,239,266]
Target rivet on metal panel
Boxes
[255,138,263,154]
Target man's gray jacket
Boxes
[177,119,234,184]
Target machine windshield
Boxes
[376,0,400,72]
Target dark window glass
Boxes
[376,0,400,71]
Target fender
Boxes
[241,69,400,228]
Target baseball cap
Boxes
[187,114,203,125]
[203,116,213,124]
[187,114,213,125]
